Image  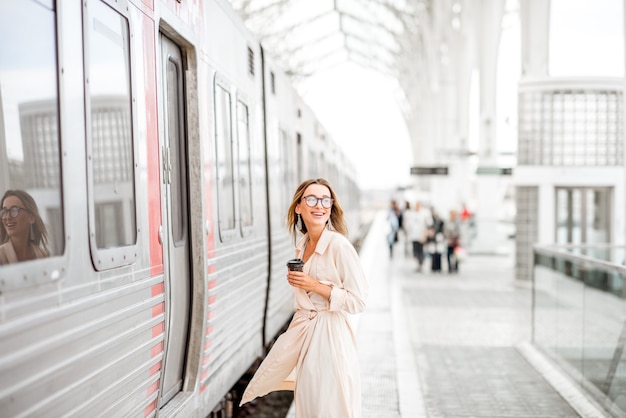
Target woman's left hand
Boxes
[286,271,317,291]
[287,271,332,300]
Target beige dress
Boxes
[0,240,48,265]
[240,228,368,417]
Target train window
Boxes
[214,82,235,235]
[84,0,137,267]
[0,0,64,268]
[308,149,317,178]
[165,55,188,245]
[247,47,255,76]
[237,101,253,231]
[296,132,303,180]
[278,129,289,209]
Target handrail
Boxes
[532,243,626,413]
[533,243,626,275]
[519,76,623,91]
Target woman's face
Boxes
[2,195,34,241]
[296,184,332,230]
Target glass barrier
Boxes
[533,244,626,416]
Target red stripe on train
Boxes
[205,325,214,336]
[202,354,211,366]
[144,399,157,417]
[151,282,164,297]
[149,362,161,376]
[151,342,164,358]
[152,302,164,316]
[143,2,163,277]
[151,322,164,338]
[146,380,160,396]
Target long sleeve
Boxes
[327,238,368,314]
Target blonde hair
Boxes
[286,178,347,239]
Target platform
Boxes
[286,211,611,418]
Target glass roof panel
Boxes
[292,49,349,77]
[287,31,345,61]
[336,0,407,34]
[341,15,400,53]
[242,0,335,27]
[227,0,430,85]
[283,12,340,45]
[345,35,395,66]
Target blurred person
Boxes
[395,200,404,239]
[428,208,445,273]
[445,209,462,273]
[386,200,400,258]
[404,201,432,272]
[460,203,475,244]
[460,203,471,221]
[240,178,368,418]
[403,201,411,255]
[0,189,50,264]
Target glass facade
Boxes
[519,87,623,166]
[515,186,538,281]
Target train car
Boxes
[260,55,301,347]
[0,0,361,417]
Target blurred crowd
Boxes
[386,200,473,274]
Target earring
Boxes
[296,214,303,231]
[29,224,35,242]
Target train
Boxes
[0,0,361,416]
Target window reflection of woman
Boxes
[0,190,50,265]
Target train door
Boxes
[158,34,191,405]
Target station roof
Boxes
[227,0,432,85]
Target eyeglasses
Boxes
[302,195,333,209]
[0,206,29,219]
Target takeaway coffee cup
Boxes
[286,258,304,272]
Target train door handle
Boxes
[158,225,164,245]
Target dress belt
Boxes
[296,309,318,320]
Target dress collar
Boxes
[296,228,333,258]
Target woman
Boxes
[0,189,50,265]
[240,178,368,417]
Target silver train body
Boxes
[0,0,360,416]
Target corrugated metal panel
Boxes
[201,236,269,408]
[0,275,163,416]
